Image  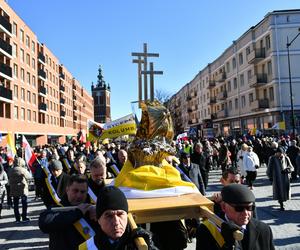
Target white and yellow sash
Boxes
[87,187,97,204]
[62,158,72,173]
[79,236,97,250]
[74,218,96,241]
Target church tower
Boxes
[91,65,111,123]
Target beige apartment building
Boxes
[0,1,93,146]
[169,9,300,138]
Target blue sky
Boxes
[8,0,300,119]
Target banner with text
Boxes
[87,114,136,141]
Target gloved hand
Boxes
[221,221,240,249]
[131,227,159,250]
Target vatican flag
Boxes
[6,133,16,158]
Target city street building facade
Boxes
[0,1,93,146]
[169,9,300,137]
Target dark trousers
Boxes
[13,195,28,221]
[246,171,257,187]
[5,185,12,207]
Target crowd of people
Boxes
[0,133,299,249]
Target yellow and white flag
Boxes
[6,133,16,158]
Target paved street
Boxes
[1,166,300,249]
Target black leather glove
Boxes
[131,227,159,250]
[221,221,240,249]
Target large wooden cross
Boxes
[132,43,163,103]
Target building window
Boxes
[12,22,17,36]
[20,29,24,43]
[12,43,17,58]
[239,53,243,65]
[26,35,30,48]
[226,62,230,73]
[266,35,271,50]
[32,58,35,70]
[21,68,25,82]
[227,81,231,92]
[13,64,18,78]
[233,78,237,89]
[241,96,246,108]
[267,61,272,75]
[235,98,238,109]
[247,70,252,83]
[33,111,36,122]
[27,90,31,103]
[20,48,24,62]
[240,74,244,87]
[263,89,267,99]
[27,72,30,85]
[31,41,35,53]
[21,108,25,120]
[32,76,36,88]
[232,58,236,69]
[14,85,18,99]
[21,88,25,101]
[14,106,18,119]
[27,109,31,121]
[269,87,274,101]
[229,100,232,111]
[32,93,36,104]
[249,93,254,103]
[246,46,250,55]
[26,53,30,66]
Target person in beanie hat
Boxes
[196,184,275,250]
[79,186,158,250]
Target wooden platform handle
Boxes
[128,213,148,250]
[199,206,243,241]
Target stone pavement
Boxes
[0,166,300,249]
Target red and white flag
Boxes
[22,135,37,174]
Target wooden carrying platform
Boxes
[127,193,243,250]
[128,193,214,224]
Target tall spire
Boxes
[97,65,106,87]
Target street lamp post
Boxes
[286,27,300,137]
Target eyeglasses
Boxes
[229,204,254,212]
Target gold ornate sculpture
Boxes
[128,100,176,168]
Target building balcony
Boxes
[209,96,217,104]
[73,84,77,90]
[74,115,78,121]
[191,104,198,111]
[0,85,12,103]
[0,37,12,57]
[0,63,12,80]
[216,109,228,118]
[251,99,269,111]
[60,85,65,92]
[38,52,46,65]
[38,69,47,81]
[38,86,47,97]
[187,107,192,113]
[60,110,66,117]
[73,94,77,100]
[249,73,268,88]
[217,91,227,100]
[60,98,65,105]
[38,103,47,112]
[208,80,216,89]
[74,105,77,111]
[0,15,12,35]
[247,48,266,64]
[215,72,226,82]
[188,120,193,125]
[59,73,65,80]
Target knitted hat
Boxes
[50,160,63,171]
[222,184,255,204]
[96,186,128,219]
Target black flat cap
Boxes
[222,184,255,204]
